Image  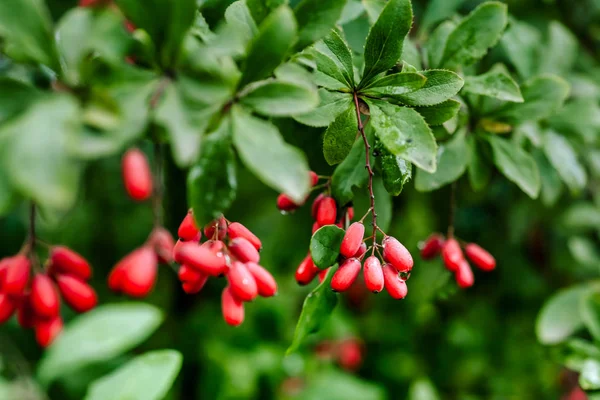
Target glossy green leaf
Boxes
[323,106,358,165]
[415,100,461,126]
[539,21,578,76]
[581,292,600,342]
[331,131,370,205]
[536,285,590,345]
[569,237,600,268]
[293,89,353,127]
[402,38,422,70]
[368,99,438,173]
[360,72,427,98]
[361,0,413,85]
[467,134,491,192]
[533,150,563,207]
[426,21,455,69]
[232,106,310,203]
[463,67,524,103]
[440,2,508,70]
[240,79,318,117]
[562,203,600,232]
[85,350,182,400]
[543,130,587,195]
[377,141,412,196]
[314,30,356,89]
[488,135,540,199]
[0,171,20,217]
[300,368,386,400]
[580,359,600,391]
[0,78,41,124]
[408,378,441,400]
[225,1,258,41]
[294,0,346,51]
[38,303,164,385]
[310,225,345,269]
[394,70,464,107]
[415,131,468,192]
[287,267,338,354]
[501,20,541,79]
[548,98,600,144]
[246,0,286,25]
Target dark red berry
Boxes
[420,233,445,260]
[442,238,463,272]
[311,193,325,219]
[34,316,63,347]
[296,254,319,285]
[331,258,361,292]
[229,237,260,263]
[56,274,98,313]
[227,261,258,302]
[465,243,496,271]
[228,222,262,251]
[455,260,474,288]
[340,222,365,258]
[17,295,35,328]
[222,286,244,326]
[382,264,408,299]
[149,227,175,264]
[363,256,384,293]
[3,255,31,296]
[338,339,363,371]
[310,171,319,186]
[122,148,153,201]
[0,293,16,324]
[178,264,203,282]
[353,243,367,258]
[316,197,337,226]
[30,274,60,318]
[203,216,227,240]
[49,246,92,281]
[178,212,200,241]
[176,242,227,276]
[382,237,413,273]
[246,262,277,297]
[277,194,299,212]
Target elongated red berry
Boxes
[173,239,186,264]
[178,264,203,282]
[227,262,258,302]
[122,148,153,201]
[277,194,299,212]
[310,171,319,186]
[420,234,445,260]
[182,275,209,294]
[318,267,330,283]
[442,238,463,272]
[35,317,63,347]
[229,237,260,263]
[176,243,227,276]
[312,222,321,234]
[0,256,13,284]
[203,217,227,240]
[382,264,408,299]
[222,286,244,326]
[110,246,157,298]
[465,243,496,271]
[178,212,200,241]
[30,274,60,318]
[353,243,367,258]
[246,262,277,297]
[455,260,474,288]
[228,222,262,251]
[56,274,97,313]
[347,207,354,221]
[0,294,16,324]
[296,254,319,285]
[363,256,384,293]
[382,237,413,273]
[338,339,363,371]
[340,223,365,258]
[331,258,361,292]
[17,295,36,328]
[201,240,225,254]
[49,246,92,280]
[316,197,337,226]
[311,193,325,219]
[149,227,175,264]
[3,255,30,296]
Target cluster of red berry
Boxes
[0,247,97,347]
[420,234,496,288]
[172,211,277,326]
[315,338,364,371]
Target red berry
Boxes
[222,286,244,326]
[182,276,209,294]
[49,246,92,281]
[465,243,496,271]
[228,222,262,251]
[347,207,355,221]
[173,239,186,264]
[318,267,330,283]
[340,222,365,258]
[178,212,200,241]
[201,240,225,254]
[35,317,63,347]
[229,237,260,263]
[296,254,319,285]
[176,242,227,276]
[0,256,13,284]
[382,264,408,299]
[17,295,35,328]
[227,261,258,302]
[311,193,325,219]
[363,256,384,293]
[420,234,445,260]
[310,171,319,186]
[331,258,361,292]
[442,238,463,272]
[203,217,227,240]
[277,194,299,212]
[382,237,413,273]
[353,243,367,258]
[246,262,277,297]
[112,246,158,298]
[178,264,203,282]
[316,197,337,226]
[312,222,321,234]
[0,293,16,324]
[56,275,98,313]
[338,339,363,371]
[3,255,30,296]
[149,227,175,264]
[455,260,474,288]
[122,148,153,201]
[30,274,60,318]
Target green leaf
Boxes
[463,67,524,103]
[548,98,600,144]
[536,285,590,345]
[188,119,237,227]
[569,237,600,268]
[580,359,600,391]
[533,150,563,207]
[467,135,491,192]
[300,368,386,400]
[246,0,286,25]
[539,21,578,76]
[225,1,258,41]
[293,89,353,127]
[294,0,346,51]
[323,106,358,165]
[0,0,59,70]
[415,100,461,126]
[377,141,412,196]
[287,267,338,354]
[0,78,41,124]
[240,80,318,117]
[408,378,441,400]
[361,0,413,85]
[239,6,297,87]
[543,130,587,195]
[331,130,369,205]
[85,350,182,400]
[394,70,464,107]
[232,106,310,203]
[415,131,468,192]
[494,75,570,124]
[440,2,508,70]
[313,30,356,90]
[581,293,600,342]
[562,203,600,232]
[426,21,455,69]
[362,0,386,24]
[38,303,163,385]
[360,72,426,98]
[419,0,467,34]
[367,99,438,173]
[501,20,541,79]
[0,170,19,217]
[402,38,422,70]
[310,225,345,268]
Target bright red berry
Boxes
[363,256,384,293]
[229,237,260,263]
[178,212,200,241]
[277,194,299,212]
[455,260,474,288]
[3,255,31,296]
[34,316,63,347]
[338,339,363,371]
[382,264,408,299]
[178,264,203,282]
[316,197,337,226]
[353,243,367,258]
[182,276,209,294]
[49,246,92,281]
[318,267,330,283]
[442,238,463,272]
[382,237,413,273]
[311,193,325,219]
[228,222,262,251]
[310,171,319,186]
[122,148,153,201]
[331,258,361,292]
[0,293,16,324]
[465,243,496,271]
[30,274,60,318]
[176,242,227,276]
[203,217,227,240]
[420,234,445,260]
[246,262,277,297]
[110,246,158,298]
[296,254,319,285]
[340,223,365,258]
[56,274,98,313]
[149,227,175,264]
[222,286,244,326]
[227,261,258,302]
[312,222,321,234]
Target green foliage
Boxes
[310,225,345,269]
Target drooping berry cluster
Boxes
[172,211,277,326]
[420,233,496,288]
[0,247,98,347]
